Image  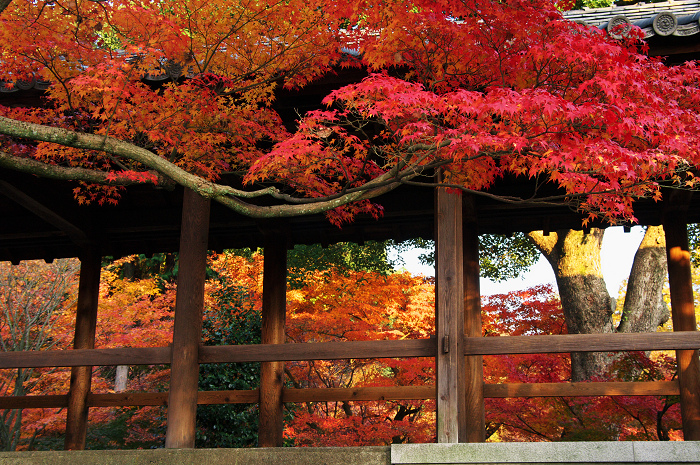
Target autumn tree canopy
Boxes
[0,0,698,224]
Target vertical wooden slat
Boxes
[165,188,210,449]
[663,190,700,441]
[259,231,287,447]
[435,186,466,443]
[463,195,485,442]
[64,246,101,450]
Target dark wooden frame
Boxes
[0,332,695,403]
[1,187,699,449]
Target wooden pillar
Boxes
[463,195,485,442]
[165,188,210,449]
[64,246,101,450]
[663,190,700,440]
[435,186,466,443]
[258,232,287,447]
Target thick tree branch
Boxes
[0,151,175,188]
[0,116,404,218]
[526,231,559,258]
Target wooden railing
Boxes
[0,331,697,410]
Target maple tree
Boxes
[481,286,681,442]
[284,267,437,446]
[283,276,683,445]
[195,252,264,448]
[247,0,700,223]
[0,256,181,450]
[0,0,698,224]
[0,259,79,450]
[0,0,388,223]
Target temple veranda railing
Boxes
[0,331,696,414]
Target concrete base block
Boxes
[632,442,700,462]
[391,442,700,464]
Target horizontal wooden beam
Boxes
[89,389,261,407]
[0,347,171,368]
[282,386,436,403]
[198,389,259,405]
[0,380,681,410]
[484,380,680,398]
[0,332,697,370]
[0,394,69,409]
[281,382,680,402]
[198,338,437,363]
[0,340,435,370]
[470,332,700,356]
[89,392,169,407]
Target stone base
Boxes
[0,447,390,465]
[1,442,698,465]
[391,442,700,464]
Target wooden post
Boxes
[165,188,210,449]
[258,231,287,447]
[435,186,466,443]
[463,195,485,442]
[64,246,101,450]
[663,190,700,440]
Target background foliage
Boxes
[0,240,686,449]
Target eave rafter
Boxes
[0,180,89,248]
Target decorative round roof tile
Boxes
[15,76,35,90]
[564,0,700,41]
[0,82,16,93]
[166,62,183,80]
[653,11,678,36]
[608,15,633,39]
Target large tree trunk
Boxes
[617,226,669,334]
[527,227,669,381]
[528,229,614,381]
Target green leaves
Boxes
[197,280,262,448]
[287,241,396,289]
[399,234,540,282]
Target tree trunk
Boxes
[617,226,669,334]
[528,229,614,381]
[114,365,128,393]
[527,227,669,381]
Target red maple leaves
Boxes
[0,0,698,222]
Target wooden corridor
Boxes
[2,0,700,448]
[0,186,698,449]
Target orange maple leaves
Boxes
[1,253,683,447]
[0,0,340,202]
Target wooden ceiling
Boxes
[2,162,695,263]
